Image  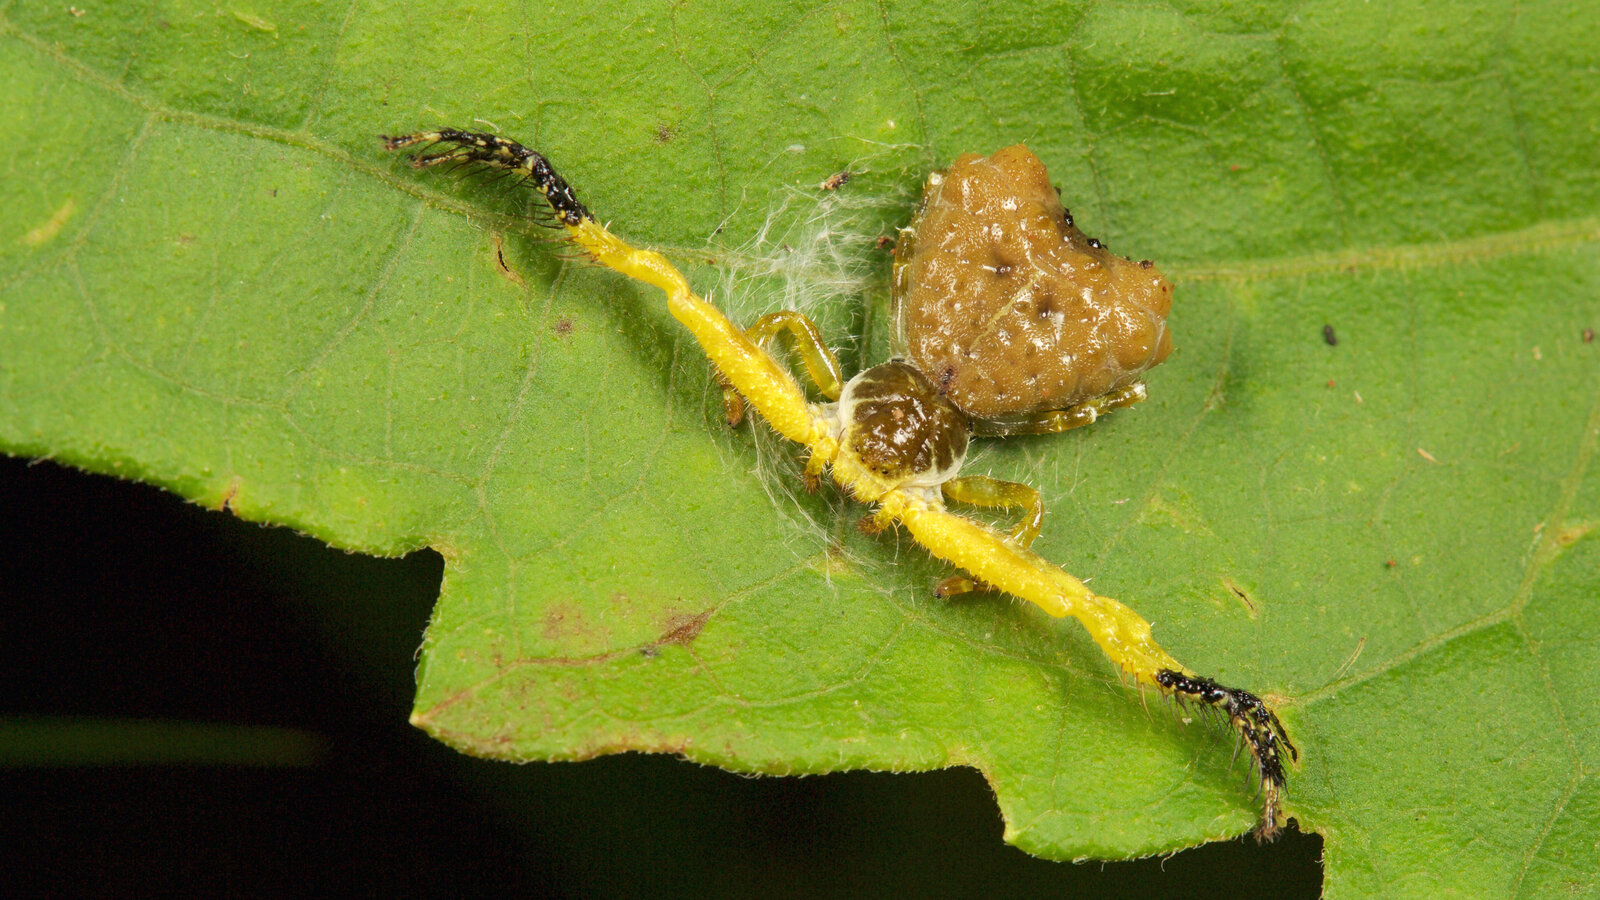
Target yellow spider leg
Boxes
[936,475,1044,597]
[382,130,830,445]
[878,489,1295,839]
[885,491,1180,679]
[973,381,1150,437]
[564,220,830,447]
[722,311,845,425]
[552,218,1183,691]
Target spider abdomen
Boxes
[893,145,1173,423]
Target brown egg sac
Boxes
[892,145,1173,424]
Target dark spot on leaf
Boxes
[1555,523,1594,548]
[492,233,525,285]
[658,608,711,646]
[215,477,242,513]
[1224,578,1258,617]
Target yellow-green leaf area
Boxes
[3,1,1598,893]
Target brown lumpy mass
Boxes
[892,145,1173,422]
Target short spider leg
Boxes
[384,129,1297,840]
[713,310,844,491]
[972,381,1151,437]
[719,310,844,429]
[935,476,1043,597]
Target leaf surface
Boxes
[3,1,1598,891]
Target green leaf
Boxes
[4,0,1598,891]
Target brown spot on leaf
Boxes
[492,233,525,285]
[1555,522,1595,548]
[215,476,242,513]
[658,608,711,646]
[1223,578,1258,617]
[542,598,599,645]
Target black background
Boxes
[2,454,1322,897]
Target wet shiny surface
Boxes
[894,145,1174,421]
[838,361,969,488]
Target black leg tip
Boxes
[1155,668,1295,839]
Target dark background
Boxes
[2,454,1322,897]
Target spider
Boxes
[383,129,1297,840]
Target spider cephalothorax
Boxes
[830,360,969,501]
[383,130,1297,840]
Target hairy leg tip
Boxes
[1155,668,1294,839]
